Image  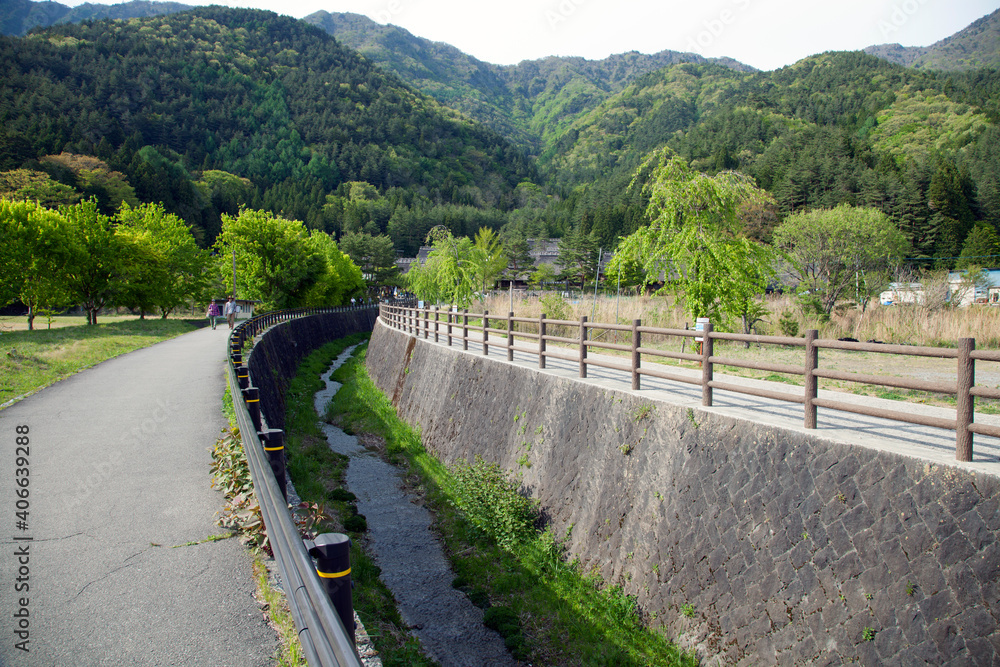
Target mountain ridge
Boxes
[864,7,1000,71]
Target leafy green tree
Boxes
[956,223,1000,270]
[556,226,599,288]
[529,263,558,289]
[609,148,778,324]
[301,230,365,306]
[0,170,82,207]
[114,202,210,317]
[59,199,127,325]
[339,232,400,291]
[772,204,909,315]
[0,198,81,329]
[406,230,476,307]
[213,209,326,310]
[195,170,254,216]
[39,154,138,215]
[468,227,507,301]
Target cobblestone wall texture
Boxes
[367,321,1000,666]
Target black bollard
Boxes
[236,364,250,390]
[259,429,286,501]
[305,533,354,644]
[243,386,261,432]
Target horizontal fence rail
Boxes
[379,303,1000,463]
[229,306,372,667]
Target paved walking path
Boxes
[403,324,1000,477]
[0,326,276,666]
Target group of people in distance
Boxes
[206,296,238,330]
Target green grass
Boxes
[328,344,698,667]
[0,318,196,406]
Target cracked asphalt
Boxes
[0,326,276,666]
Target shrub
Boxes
[449,456,539,551]
[778,311,799,338]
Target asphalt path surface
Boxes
[0,326,276,666]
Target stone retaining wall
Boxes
[366,320,1000,665]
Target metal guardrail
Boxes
[380,303,1000,463]
[228,306,366,667]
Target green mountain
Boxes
[0,7,535,244]
[865,8,1000,71]
[305,10,755,155]
[0,0,190,35]
[533,51,1000,264]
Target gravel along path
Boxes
[313,348,518,667]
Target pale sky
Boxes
[63,0,1000,70]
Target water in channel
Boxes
[312,347,517,667]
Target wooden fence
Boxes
[379,303,1000,463]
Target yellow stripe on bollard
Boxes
[316,568,351,579]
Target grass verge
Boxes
[327,343,699,667]
[0,318,196,407]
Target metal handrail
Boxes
[228,308,366,667]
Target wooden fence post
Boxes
[423,308,429,339]
[507,311,514,361]
[462,310,469,351]
[483,310,489,355]
[631,319,641,390]
[446,308,453,346]
[956,337,975,462]
[433,307,439,343]
[539,313,547,369]
[579,316,587,378]
[701,321,713,406]
[804,329,818,429]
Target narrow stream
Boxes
[313,347,517,667]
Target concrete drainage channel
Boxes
[312,347,517,667]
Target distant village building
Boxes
[879,269,1000,307]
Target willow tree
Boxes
[609,148,778,330]
[406,227,505,308]
[406,231,475,306]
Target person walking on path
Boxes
[224,296,237,329]
[206,299,221,329]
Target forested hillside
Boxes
[1,2,999,272]
[865,8,1000,71]
[536,53,1000,265]
[0,0,190,36]
[307,10,755,155]
[0,7,535,245]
